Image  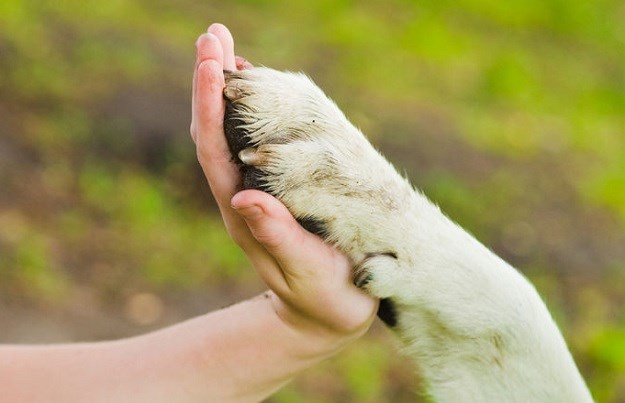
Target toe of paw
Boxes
[353,267,373,289]
[353,252,399,295]
[224,107,253,157]
[223,71,248,101]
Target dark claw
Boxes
[353,267,372,288]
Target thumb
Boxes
[231,189,317,295]
[231,189,344,294]
[231,190,306,256]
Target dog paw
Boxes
[223,67,415,309]
[353,252,402,327]
[223,67,361,204]
[353,252,398,291]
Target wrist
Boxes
[262,291,367,359]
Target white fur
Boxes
[224,67,593,402]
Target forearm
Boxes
[0,294,346,403]
[136,292,347,402]
[179,293,348,401]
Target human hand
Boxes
[190,24,377,348]
[190,23,254,245]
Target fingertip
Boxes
[231,190,305,248]
[208,23,236,71]
[233,204,264,222]
[231,191,268,222]
[195,32,224,67]
[230,190,250,209]
[196,32,219,51]
[231,189,264,207]
[208,23,232,39]
[231,190,289,218]
[196,31,217,48]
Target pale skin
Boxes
[0,23,378,402]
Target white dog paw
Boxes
[354,252,402,326]
[223,67,413,326]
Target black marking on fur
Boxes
[377,298,398,328]
[223,88,274,195]
[297,216,330,239]
[224,97,253,162]
[242,166,271,192]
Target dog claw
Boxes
[239,148,262,165]
[353,264,372,288]
[223,75,244,100]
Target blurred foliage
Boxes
[1,0,624,401]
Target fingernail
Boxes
[230,192,245,207]
[207,23,223,34]
[196,32,217,49]
[233,204,264,220]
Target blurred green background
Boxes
[1,0,624,401]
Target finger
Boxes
[191,31,267,258]
[191,32,223,142]
[232,190,306,254]
[232,190,339,282]
[194,58,260,245]
[193,33,224,134]
[195,32,224,67]
[208,23,236,72]
[192,37,233,187]
[194,59,233,171]
[232,215,292,296]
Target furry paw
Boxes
[223,67,412,309]
[222,67,594,403]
